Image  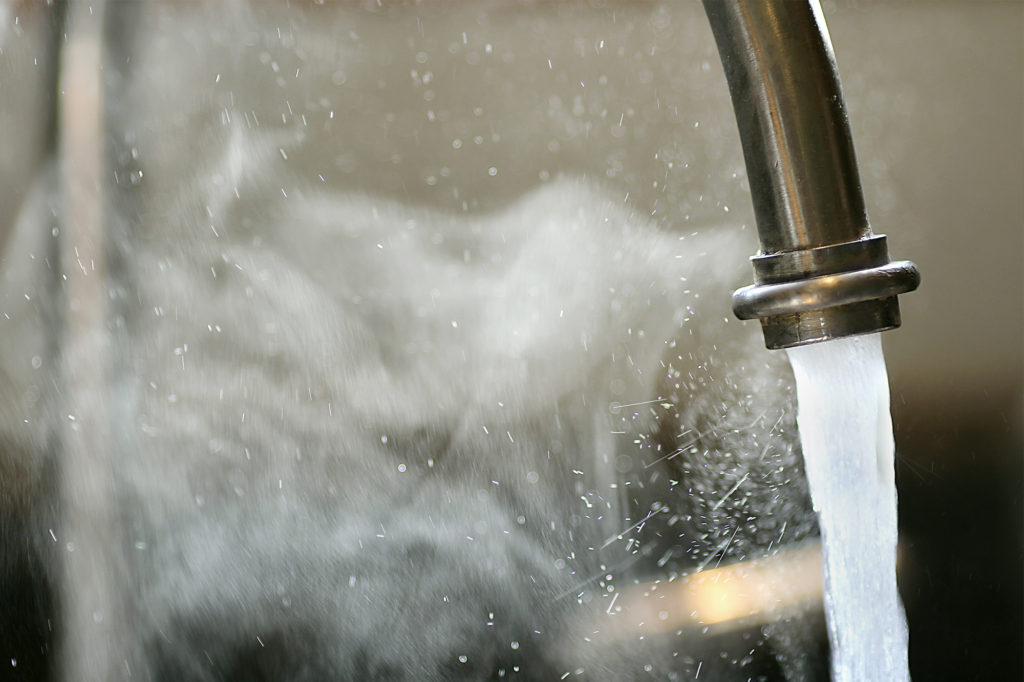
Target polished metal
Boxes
[703,0,919,349]
[733,261,921,320]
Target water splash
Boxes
[786,334,910,682]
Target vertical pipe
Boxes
[703,0,869,254]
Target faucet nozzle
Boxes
[731,235,920,349]
[703,0,920,349]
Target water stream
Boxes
[786,333,910,682]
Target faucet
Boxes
[702,0,920,349]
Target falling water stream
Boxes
[786,333,910,682]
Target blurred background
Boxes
[1,1,1020,679]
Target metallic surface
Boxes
[758,297,902,350]
[733,260,921,320]
[703,0,919,349]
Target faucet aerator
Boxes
[732,235,921,349]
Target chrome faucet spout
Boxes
[703,0,919,349]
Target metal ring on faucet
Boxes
[733,260,921,320]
